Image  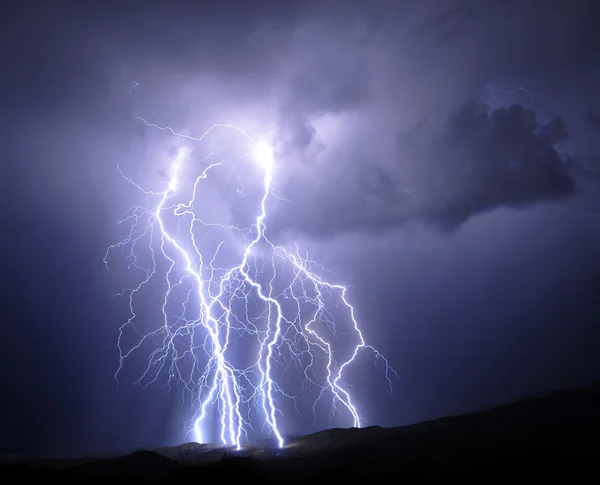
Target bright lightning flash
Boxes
[104,118,396,451]
[252,142,274,170]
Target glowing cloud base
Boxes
[105,118,394,449]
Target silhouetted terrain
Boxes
[3,383,600,483]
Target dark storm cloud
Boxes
[401,102,577,232]
[261,0,600,239]
[274,102,578,237]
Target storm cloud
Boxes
[5,0,596,245]
[273,102,579,237]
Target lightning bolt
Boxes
[486,83,540,109]
[104,117,396,450]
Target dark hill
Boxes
[2,383,600,483]
[69,450,181,482]
[273,383,600,482]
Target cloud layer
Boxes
[8,0,598,241]
[273,102,578,237]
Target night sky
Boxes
[1,0,600,458]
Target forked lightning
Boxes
[104,117,395,450]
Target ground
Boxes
[2,383,600,483]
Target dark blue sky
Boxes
[1,0,599,457]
